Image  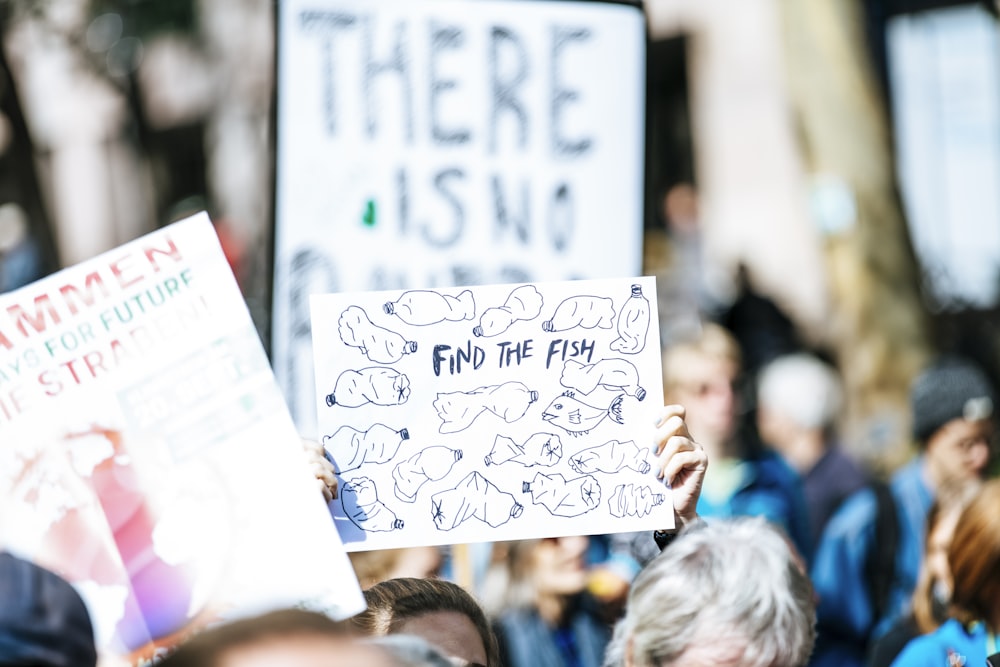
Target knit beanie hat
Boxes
[0,551,98,667]
[910,358,995,444]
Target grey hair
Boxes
[603,517,815,667]
[365,634,456,667]
[756,354,843,431]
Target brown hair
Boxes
[911,480,980,633]
[351,577,500,667]
[947,478,1000,626]
[158,609,359,667]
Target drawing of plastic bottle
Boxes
[433,381,538,434]
[326,367,410,408]
[542,296,615,332]
[568,439,651,475]
[341,477,404,532]
[608,483,666,518]
[560,358,646,401]
[484,433,563,467]
[610,284,651,354]
[523,471,601,517]
[338,306,417,364]
[392,446,463,503]
[323,424,409,472]
[80,427,196,650]
[430,471,523,530]
[473,285,543,337]
[383,289,476,325]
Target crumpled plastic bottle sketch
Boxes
[541,296,615,332]
[323,423,410,472]
[392,446,463,503]
[326,367,410,408]
[383,289,476,325]
[473,285,543,337]
[568,439,651,475]
[560,358,646,401]
[610,284,651,354]
[341,476,404,532]
[433,381,538,434]
[338,306,418,364]
[523,471,601,517]
[430,471,524,530]
[484,433,563,467]
[608,483,665,518]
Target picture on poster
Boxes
[311,276,671,550]
[0,213,363,665]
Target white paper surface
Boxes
[311,277,671,550]
[0,213,363,664]
[273,0,647,436]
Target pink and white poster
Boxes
[0,213,363,666]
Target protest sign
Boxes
[311,276,669,550]
[0,213,363,665]
[274,0,646,435]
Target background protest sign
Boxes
[274,0,646,436]
[311,276,670,550]
[0,213,363,665]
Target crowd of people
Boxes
[2,318,998,667]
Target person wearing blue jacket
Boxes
[660,323,811,560]
[890,478,1000,667]
[598,323,811,601]
[809,357,996,667]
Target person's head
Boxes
[348,547,443,589]
[947,479,1000,629]
[605,517,816,667]
[158,608,393,667]
[0,551,98,667]
[911,480,981,633]
[756,354,843,458]
[482,536,590,625]
[662,323,742,448]
[909,357,996,488]
[352,577,499,667]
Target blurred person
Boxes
[348,547,444,590]
[0,550,98,667]
[482,405,708,667]
[867,480,980,667]
[595,326,807,608]
[603,516,816,667]
[889,478,1000,667]
[351,576,499,667]
[156,608,395,667]
[484,533,606,667]
[756,353,870,552]
[718,263,802,378]
[659,323,809,555]
[810,357,996,667]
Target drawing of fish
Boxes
[541,391,624,436]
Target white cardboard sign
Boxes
[274,0,646,436]
[311,277,670,550]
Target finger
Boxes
[654,404,686,428]
[661,448,708,484]
[652,416,690,454]
[655,434,701,478]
